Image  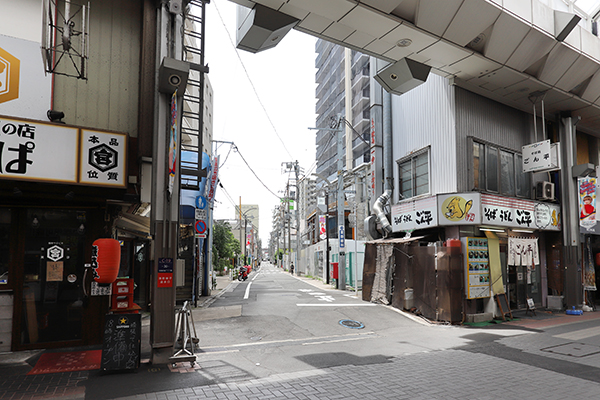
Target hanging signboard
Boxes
[207,155,219,202]
[167,91,178,196]
[579,176,597,230]
[522,140,551,172]
[391,196,438,232]
[319,215,327,240]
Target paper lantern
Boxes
[596,253,600,266]
[91,239,120,284]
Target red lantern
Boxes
[596,253,600,266]
[91,239,120,284]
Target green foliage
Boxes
[212,221,240,273]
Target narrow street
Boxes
[84,262,600,399]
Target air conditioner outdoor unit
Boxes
[536,181,555,200]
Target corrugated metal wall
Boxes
[390,74,457,202]
[455,87,531,192]
[53,0,142,137]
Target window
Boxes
[473,141,530,198]
[398,149,429,200]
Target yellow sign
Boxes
[441,195,473,221]
[0,47,20,104]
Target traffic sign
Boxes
[196,195,207,209]
[195,208,207,220]
[195,220,207,235]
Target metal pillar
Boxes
[560,115,582,308]
[337,116,346,290]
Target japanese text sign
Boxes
[481,194,560,231]
[0,116,127,187]
[522,140,551,173]
[391,196,438,232]
[80,129,127,187]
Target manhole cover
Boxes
[339,319,364,329]
[541,343,600,357]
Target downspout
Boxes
[372,91,393,237]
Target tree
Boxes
[212,221,240,274]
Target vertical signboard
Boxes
[463,237,490,299]
[167,92,178,196]
[207,155,219,202]
[579,176,596,230]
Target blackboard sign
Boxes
[101,313,141,372]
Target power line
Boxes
[234,145,281,199]
[213,1,295,160]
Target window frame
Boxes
[469,137,531,198]
[396,147,431,201]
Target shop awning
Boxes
[115,213,151,239]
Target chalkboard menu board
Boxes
[101,313,141,372]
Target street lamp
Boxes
[312,173,332,284]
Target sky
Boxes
[204,0,318,245]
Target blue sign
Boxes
[195,220,207,235]
[339,225,345,249]
[196,195,207,210]
[158,258,173,273]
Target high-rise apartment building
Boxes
[315,40,371,181]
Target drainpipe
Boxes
[372,91,393,237]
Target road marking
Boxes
[296,303,377,307]
[244,282,253,299]
[554,327,600,340]
[303,336,372,346]
[199,332,377,352]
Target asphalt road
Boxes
[80,262,600,399]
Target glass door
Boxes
[20,209,86,345]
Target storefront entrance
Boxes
[19,208,87,345]
[4,207,106,350]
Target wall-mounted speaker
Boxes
[236,4,299,53]
[158,57,189,95]
[374,58,431,96]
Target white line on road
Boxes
[296,303,377,307]
[303,336,373,346]
[198,332,377,351]
[244,282,253,299]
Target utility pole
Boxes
[239,196,242,267]
[336,116,346,290]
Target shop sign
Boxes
[391,196,438,232]
[0,35,52,120]
[438,193,481,225]
[481,194,560,231]
[522,140,551,172]
[0,116,127,187]
[463,237,490,299]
